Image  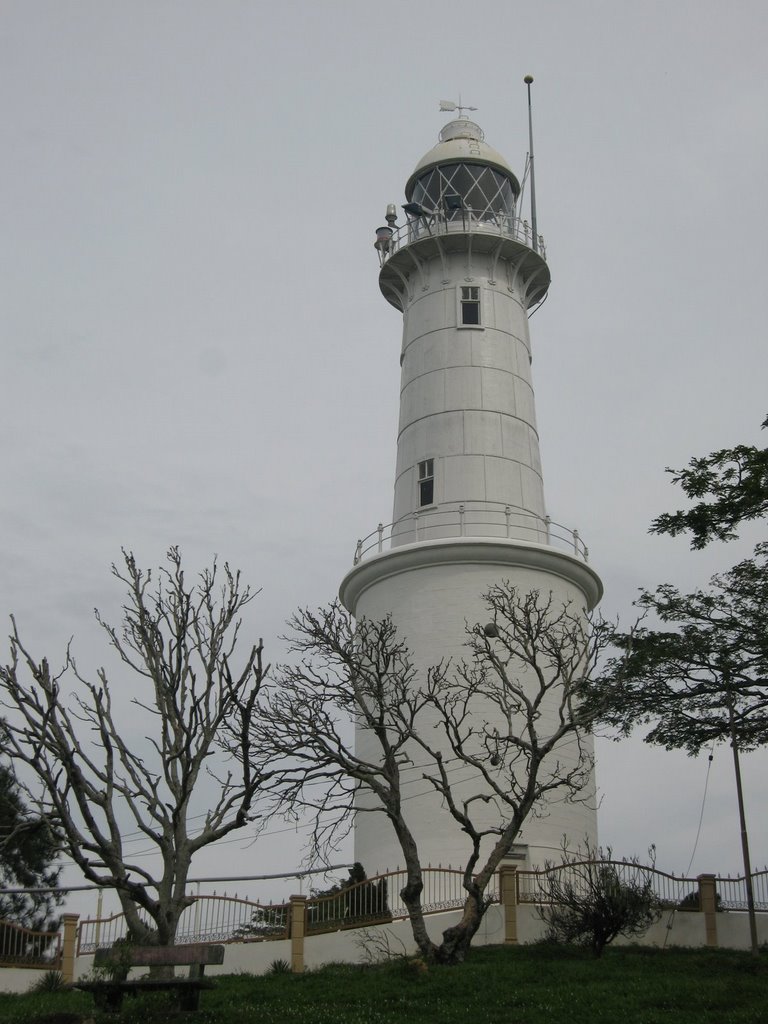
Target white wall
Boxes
[60,905,767,986]
[343,542,601,876]
[0,966,56,995]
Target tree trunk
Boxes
[434,890,485,964]
[400,880,487,965]
[399,878,437,962]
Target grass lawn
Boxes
[1,944,766,1024]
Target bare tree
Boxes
[0,548,269,946]
[252,584,611,964]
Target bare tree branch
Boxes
[250,587,610,964]
[0,548,272,945]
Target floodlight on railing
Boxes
[403,202,433,218]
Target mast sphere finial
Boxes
[524,74,534,84]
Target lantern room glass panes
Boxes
[411,164,515,224]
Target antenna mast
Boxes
[524,75,538,254]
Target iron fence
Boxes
[0,919,62,968]
[715,869,768,912]
[77,896,290,955]
[73,863,768,956]
[306,867,491,934]
[75,868,491,952]
[516,861,699,909]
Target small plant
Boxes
[399,955,428,977]
[354,927,428,978]
[28,969,67,993]
[268,957,292,975]
[354,927,409,966]
[537,841,662,957]
[83,938,136,983]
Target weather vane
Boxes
[438,97,478,117]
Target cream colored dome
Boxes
[405,119,520,200]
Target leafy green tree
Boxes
[585,544,768,954]
[0,759,61,929]
[585,544,768,753]
[650,415,768,548]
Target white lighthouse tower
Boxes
[340,105,602,874]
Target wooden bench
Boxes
[76,942,225,1012]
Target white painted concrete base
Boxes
[56,908,768,987]
[0,966,57,995]
[340,538,603,876]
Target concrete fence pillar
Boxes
[289,895,307,973]
[60,914,80,983]
[499,866,518,945]
[697,874,718,948]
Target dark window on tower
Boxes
[418,459,434,506]
[460,286,480,325]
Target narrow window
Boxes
[418,459,434,506]
[460,286,480,325]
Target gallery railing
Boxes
[377,210,546,266]
[353,503,589,565]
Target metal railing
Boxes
[73,862,768,956]
[180,894,290,944]
[0,919,62,968]
[76,895,291,955]
[76,869,493,952]
[716,869,768,912]
[307,867,493,934]
[517,861,699,909]
[377,210,546,266]
[353,502,589,565]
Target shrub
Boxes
[538,843,662,957]
[28,969,66,993]
[268,958,292,975]
[678,889,723,912]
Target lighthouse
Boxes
[340,105,602,874]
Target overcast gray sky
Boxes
[2,0,767,913]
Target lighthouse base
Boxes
[339,537,603,876]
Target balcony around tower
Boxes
[352,506,590,567]
[375,210,550,311]
[374,117,551,311]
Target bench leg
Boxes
[93,987,124,1012]
[178,987,201,1012]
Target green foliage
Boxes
[28,969,67,993]
[90,939,135,982]
[0,758,61,929]
[234,902,289,939]
[538,845,662,957]
[585,544,768,754]
[678,890,723,912]
[2,946,768,1023]
[650,415,768,548]
[267,958,291,975]
[307,863,392,931]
